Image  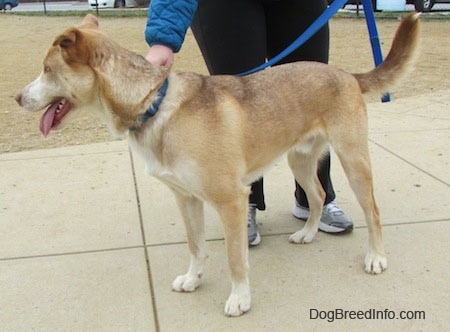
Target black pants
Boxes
[191,0,336,209]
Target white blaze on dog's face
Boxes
[15,15,99,137]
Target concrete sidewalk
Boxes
[1,90,449,331]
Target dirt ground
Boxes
[1,14,449,153]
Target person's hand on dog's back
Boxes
[146,44,174,68]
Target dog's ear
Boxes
[53,15,101,65]
[81,14,99,29]
[53,28,82,49]
[54,29,78,49]
[53,28,91,64]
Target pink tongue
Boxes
[40,103,59,137]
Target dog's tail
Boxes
[354,13,421,95]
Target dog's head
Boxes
[15,14,168,137]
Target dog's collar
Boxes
[130,79,168,131]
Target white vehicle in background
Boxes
[329,0,450,12]
[88,0,136,9]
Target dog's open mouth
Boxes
[40,99,71,137]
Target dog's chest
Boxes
[129,138,202,197]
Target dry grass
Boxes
[1,15,449,153]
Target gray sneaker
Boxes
[248,204,261,246]
[292,200,353,234]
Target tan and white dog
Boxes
[15,14,420,316]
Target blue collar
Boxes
[130,79,168,131]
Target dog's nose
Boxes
[14,93,22,106]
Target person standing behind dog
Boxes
[145,0,354,246]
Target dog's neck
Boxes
[128,78,169,132]
[94,48,169,134]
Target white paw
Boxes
[172,273,201,292]
[224,292,251,317]
[289,228,317,244]
[364,252,388,274]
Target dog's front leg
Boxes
[287,150,326,244]
[171,190,208,292]
[214,192,251,317]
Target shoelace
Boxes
[323,202,343,216]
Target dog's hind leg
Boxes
[212,185,251,317]
[287,138,328,244]
[332,137,387,274]
[171,190,209,292]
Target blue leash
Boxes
[237,0,390,102]
[362,0,391,102]
[236,0,348,76]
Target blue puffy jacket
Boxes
[145,0,198,53]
